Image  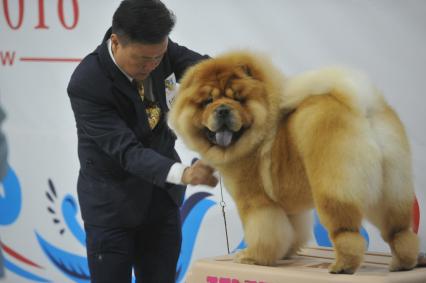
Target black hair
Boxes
[112,0,176,44]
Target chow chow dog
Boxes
[168,51,419,274]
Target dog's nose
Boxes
[216,104,230,117]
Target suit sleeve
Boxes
[167,39,210,81]
[68,86,175,188]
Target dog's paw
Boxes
[329,261,356,274]
[417,252,426,267]
[234,250,257,265]
[389,256,417,272]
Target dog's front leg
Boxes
[234,204,294,266]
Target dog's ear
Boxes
[241,64,253,77]
[235,62,263,82]
[235,64,253,78]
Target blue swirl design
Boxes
[35,189,215,283]
[36,180,90,283]
[313,210,369,248]
[3,258,50,282]
[0,169,219,283]
[232,239,247,253]
[1,166,51,282]
[61,194,85,247]
[35,232,89,283]
[0,165,22,225]
[176,192,215,283]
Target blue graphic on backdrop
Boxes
[0,166,50,282]
[45,179,86,244]
[232,239,247,253]
[0,166,22,225]
[36,179,89,282]
[2,260,49,283]
[36,179,216,283]
[1,169,218,282]
[177,192,215,282]
[36,233,89,283]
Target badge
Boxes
[165,73,178,109]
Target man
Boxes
[67,1,217,282]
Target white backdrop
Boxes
[0,1,425,282]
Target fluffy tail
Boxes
[280,66,383,116]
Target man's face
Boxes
[111,33,168,81]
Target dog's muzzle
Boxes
[204,105,245,147]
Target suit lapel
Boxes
[112,78,152,135]
[150,66,168,113]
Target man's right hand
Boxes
[181,160,218,187]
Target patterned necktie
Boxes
[135,80,161,129]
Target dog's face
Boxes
[195,64,259,148]
[169,52,279,164]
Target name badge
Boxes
[165,73,178,109]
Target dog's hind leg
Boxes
[290,94,383,273]
[366,107,419,271]
[234,205,294,265]
[315,199,366,274]
[377,205,419,272]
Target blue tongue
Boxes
[215,130,233,147]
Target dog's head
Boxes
[168,51,284,165]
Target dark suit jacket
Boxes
[67,29,208,227]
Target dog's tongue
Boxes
[215,130,233,147]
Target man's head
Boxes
[111,0,175,81]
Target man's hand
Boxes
[181,160,218,187]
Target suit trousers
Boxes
[84,187,182,283]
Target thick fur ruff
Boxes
[168,51,419,273]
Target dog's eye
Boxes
[235,96,245,103]
[202,98,213,107]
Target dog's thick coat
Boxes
[168,51,419,273]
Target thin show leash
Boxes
[192,158,230,255]
[219,176,231,255]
